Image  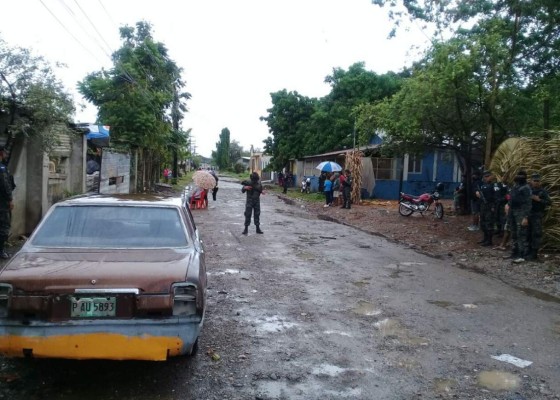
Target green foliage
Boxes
[0,36,75,154]
[233,162,245,174]
[78,21,190,189]
[212,128,231,169]
[261,65,404,171]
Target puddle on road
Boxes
[323,330,353,337]
[434,378,457,393]
[373,318,429,346]
[254,316,298,333]
[312,364,347,377]
[258,381,363,399]
[400,262,427,266]
[477,371,520,391]
[427,300,455,308]
[514,286,560,303]
[351,301,382,316]
[295,251,316,261]
[384,263,413,279]
[209,269,241,276]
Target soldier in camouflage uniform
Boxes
[0,146,14,259]
[241,172,264,235]
[526,173,551,261]
[507,170,532,263]
[493,179,508,236]
[476,171,496,246]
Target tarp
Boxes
[85,124,110,147]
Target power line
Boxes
[73,0,114,56]
[54,0,113,59]
[38,0,100,60]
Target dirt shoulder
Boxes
[278,193,560,302]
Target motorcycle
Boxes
[398,183,445,219]
[301,177,311,194]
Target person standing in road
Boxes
[282,171,289,194]
[493,179,509,236]
[475,171,496,247]
[332,173,341,206]
[467,171,482,231]
[341,169,353,209]
[0,146,14,259]
[209,169,219,201]
[526,173,551,261]
[323,173,332,207]
[242,172,264,235]
[507,170,532,263]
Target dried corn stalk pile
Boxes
[345,149,364,204]
[489,134,560,250]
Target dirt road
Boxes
[0,177,558,400]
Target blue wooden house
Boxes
[292,135,462,200]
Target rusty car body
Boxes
[0,194,206,361]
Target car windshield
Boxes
[31,205,188,248]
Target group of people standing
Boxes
[321,169,353,209]
[471,169,551,263]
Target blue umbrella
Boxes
[315,161,342,172]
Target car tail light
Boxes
[0,284,13,318]
[172,283,198,316]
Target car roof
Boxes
[55,193,184,207]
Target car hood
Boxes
[0,250,196,294]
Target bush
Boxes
[233,163,245,173]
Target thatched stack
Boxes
[489,134,560,250]
[346,150,364,204]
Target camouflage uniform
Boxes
[477,174,496,246]
[0,157,13,257]
[242,174,263,234]
[507,176,532,259]
[493,181,508,234]
[528,184,551,259]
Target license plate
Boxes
[70,297,116,317]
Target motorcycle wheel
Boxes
[435,203,444,219]
[399,203,414,216]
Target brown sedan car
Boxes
[0,194,207,361]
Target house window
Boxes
[408,155,422,174]
[372,158,394,180]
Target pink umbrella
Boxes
[192,170,217,190]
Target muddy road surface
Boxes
[0,177,559,400]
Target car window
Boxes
[31,205,189,248]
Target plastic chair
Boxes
[190,189,207,209]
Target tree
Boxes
[373,0,560,165]
[78,21,190,191]
[261,90,317,171]
[228,140,243,165]
[0,37,75,159]
[212,128,231,170]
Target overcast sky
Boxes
[1,0,431,157]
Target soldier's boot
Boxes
[525,249,538,261]
[477,232,488,245]
[506,246,519,259]
[242,226,248,235]
[256,226,264,234]
[481,230,493,246]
